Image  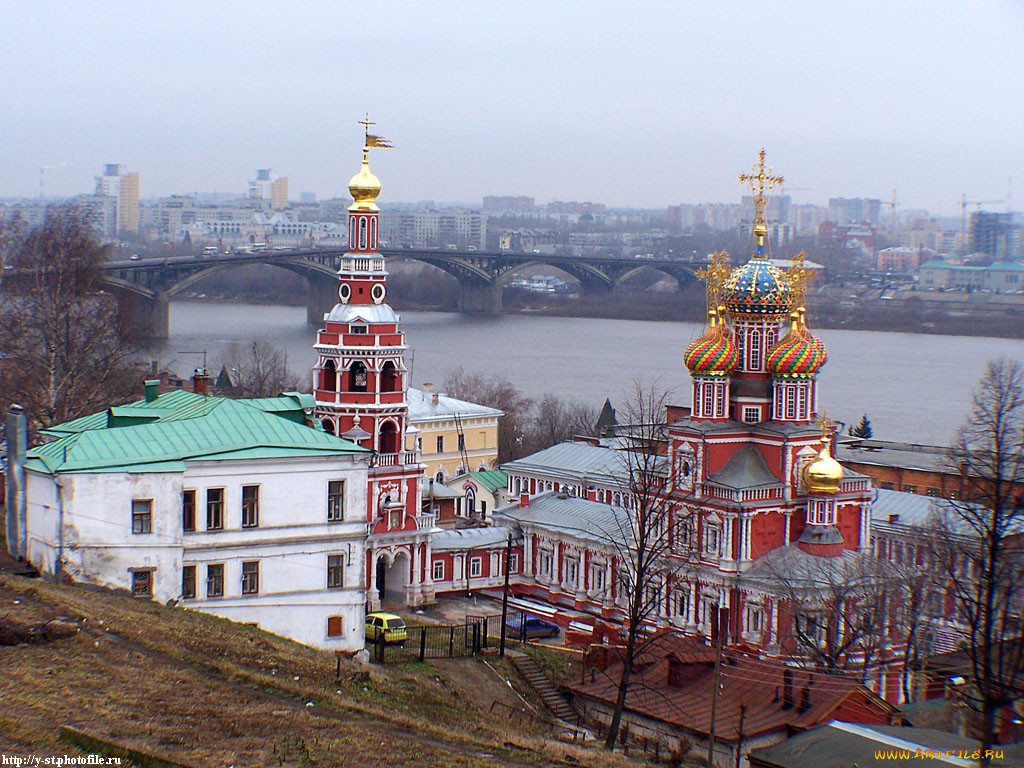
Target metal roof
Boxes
[406,387,503,421]
[468,469,508,492]
[496,492,630,546]
[707,444,783,490]
[26,396,369,475]
[501,441,630,485]
[431,526,514,552]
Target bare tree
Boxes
[529,393,598,452]
[600,383,696,751]
[0,208,140,436]
[222,338,302,398]
[936,360,1024,763]
[443,367,533,462]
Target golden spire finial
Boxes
[786,250,812,307]
[694,250,732,315]
[815,411,835,440]
[739,149,784,255]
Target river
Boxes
[153,300,1024,446]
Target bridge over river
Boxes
[102,247,703,338]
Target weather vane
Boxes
[359,112,393,150]
[739,149,783,238]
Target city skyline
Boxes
[3,1,1022,215]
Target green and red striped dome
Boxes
[766,314,827,378]
[684,322,739,377]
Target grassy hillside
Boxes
[0,572,643,767]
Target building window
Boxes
[436,435,444,453]
[131,570,153,598]
[350,324,367,334]
[509,553,519,573]
[327,554,345,589]
[457,433,466,451]
[182,565,196,599]
[132,499,152,534]
[327,616,344,637]
[904,484,918,494]
[183,490,196,532]
[433,559,445,581]
[241,485,259,528]
[702,383,714,416]
[539,550,553,579]
[207,564,224,597]
[785,386,797,419]
[675,590,690,620]
[703,524,721,557]
[241,561,259,595]
[743,407,760,424]
[746,605,764,633]
[926,487,940,497]
[469,556,482,578]
[388,508,403,529]
[327,480,345,522]
[879,480,896,490]
[590,564,605,592]
[565,559,578,588]
[206,488,224,530]
[749,329,761,370]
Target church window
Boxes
[388,507,403,530]
[590,563,605,592]
[735,327,745,361]
[539,549,553,579]
[785,386,797,419]
[797,385,808,420]
[703,523,721,557]
[509,553,519,573]
[350,361,367,392]
[743,407,760,424]
[433,559,445,581]
[674,589,690,620]
[766,328,776,349]
[358,217,368,249]
[715,384,725,417]
[746,604,764,633]
[703,384,714,416]
[749,329,762,370]
[370,217,378,250]
[350,324,367,334]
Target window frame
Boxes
[182,565,196,599]
[206,488,225,531]
[241,560,260,595]
[432,559,445,581]
[182,490,196,532]
[131,569,153,598]
[206,563,224,598]
[131,499,153,535]
[469,556,482,578]
[327,480,345,522]
[327,554,345,589]
[241,485,260,529]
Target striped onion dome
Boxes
[684,310,739,377]
[723,255,792,319]
[766,311,827,379]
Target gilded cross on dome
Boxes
[786,250,812,307]
[815,411,835,439]
[694,250,732,312]
[739,149,783,252]
[357,113,393,151]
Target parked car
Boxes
[365,612,407,645]
[506,615,560,639]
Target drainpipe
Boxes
[55,476,65,584]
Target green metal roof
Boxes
[470,469,508,492]
[27,395,369,475]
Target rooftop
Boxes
[496,492,630,546]
[407,387,503,421]
[501,441,632,485]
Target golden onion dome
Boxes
[802,438,844,495]
[348,150,381,211]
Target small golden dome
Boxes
[802,438,843,494]
[348,150,381,211]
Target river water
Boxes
[154,300,1024,446]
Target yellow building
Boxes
[408,384,502,483]
[271,177,289,210]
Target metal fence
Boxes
[370,611,534,663]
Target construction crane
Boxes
[878,189,898,231]
[959,194,1005,254]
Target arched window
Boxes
[358,217,368,249]
[350,361,367,392]
[381,361,399,392]
[379,421,399,454]
[321,418,335,435]
[370,217,378,250]
[321,359,337,392]
[749,329,762,370]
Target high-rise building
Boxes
[827,197,881,226]
[271,177,289,210]
[95,164,140,234]
[248,169,288,208]
[969,211,1020,259]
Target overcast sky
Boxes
[3,1,1022,214]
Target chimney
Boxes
[432,392,439,406]
[422,382,434,393]
[520,492,530,508]
[782,668,794,709]
[144,379,160,403]
[192,368,210,396]
[888,514,899,524]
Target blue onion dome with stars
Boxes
[723,242,793,319]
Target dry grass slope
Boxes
[0,573,646,768]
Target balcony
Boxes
[415,513,437,531]
[374,451,420,468]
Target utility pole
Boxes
[499,528,513,657]
[707,606,726,768]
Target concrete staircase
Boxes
[510,654,577,723]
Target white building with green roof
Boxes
[14,384,373,651]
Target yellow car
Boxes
[365,612,407,645]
